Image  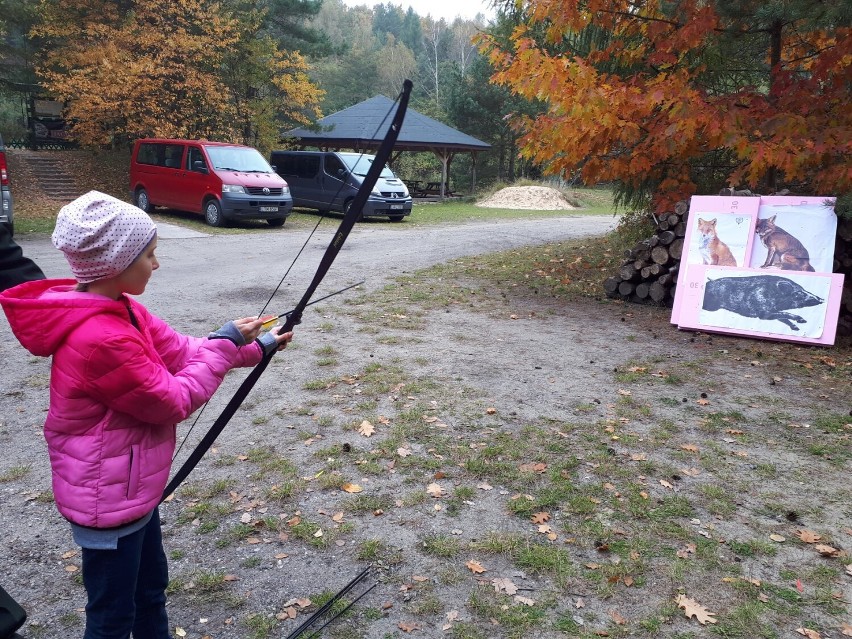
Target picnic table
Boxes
[421,182,454,197]
[402,179,423,196]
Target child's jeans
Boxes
[81,508,171,639]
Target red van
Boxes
[129,138,293,227]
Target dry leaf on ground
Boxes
[358,420,375,437]
[796,529,822,543]
[492,577,518,595]
[465,560,487,574]
[675,594,717,625]
[426,482,445,497]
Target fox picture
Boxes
[755,216,815,272]
[697,218,737,267]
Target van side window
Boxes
[163,145,184,169]
[187,147,207,172]
[325,155,346,178]
[277,155,320,179]
[136,143,185,168]
[136,143,159,166]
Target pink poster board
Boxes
[671,195,842,345]
[676,266,845,345]
[670,196,760,325]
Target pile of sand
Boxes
[475,186,576,210]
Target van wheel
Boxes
[267,217,286,227]
[389,215,405,222]
[135,188,151,213]
[204,199,225,227]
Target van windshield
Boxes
[340,154,395,179]
[204,145,274,173]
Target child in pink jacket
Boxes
[0,191,292,638]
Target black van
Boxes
[269,151,412,222]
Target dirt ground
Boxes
[1,202,849,639]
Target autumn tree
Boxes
[480,0,852,212]
[32,0,322,150]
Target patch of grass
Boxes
[356,539,403,564]
[0,464,30,482]
[421,534,462,558]
[243,612,278,639]
[466,585,549,636]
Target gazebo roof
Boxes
[283,95,491,154]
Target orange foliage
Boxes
[32,0,322,149]
[480,0,851,212]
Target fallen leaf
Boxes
[175,628,187,638]
[630,453,647,461]
[514,595,535,606]
[609,610,627,625]
[659,479,674,490]
[840,622,852,637]
[492,577,518,595]
[519,462,547,473]
[677,543,697,558]
[814,544,840,557]
[795,529,822,543]
[465,560,487,574]
[341,483,363,493]
[575,597,585,608]
[531,512,550,524]
[358,420,375,437]
[796,629,821,639]
[486,407,497,414]
[680,444,699,453]
[697,398,710,405]
[397,447,412,457]
[770,534,786,543]
[398,621,420,632]
[675,594,717,625]
[426,483,445,498]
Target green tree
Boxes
[261,0,340,58]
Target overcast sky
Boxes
[339,0,495,22]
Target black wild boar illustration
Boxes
[702,275,823,331]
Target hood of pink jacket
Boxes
[1,278,128,357]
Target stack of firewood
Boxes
[603,201,688,305]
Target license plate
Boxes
[260,206,278,212]
[390,204,403,210]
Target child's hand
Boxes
[268,327,294,351]
[233,316,266,343]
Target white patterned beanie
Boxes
[52,191,157,284]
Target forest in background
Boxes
[0,0,848,210]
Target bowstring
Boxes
[172,89,405,465]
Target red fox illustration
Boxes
[755,216,815,272]
[697,218,737,267]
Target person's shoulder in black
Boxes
[0,224,45,292]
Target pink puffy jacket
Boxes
[0,279,263,528]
